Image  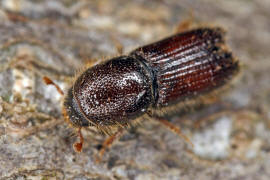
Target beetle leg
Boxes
[110,35,124,55]
[73,128,84,152]
[148,113,193,147]
[43,76,64,95]
[175,11,194,33]
[96,128,124,163]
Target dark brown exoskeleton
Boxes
[58,27,239,159]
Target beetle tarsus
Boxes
[96,128,124,163]
[73,128,84,153]
[43,76,64,95]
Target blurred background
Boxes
[0,0,270,179]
